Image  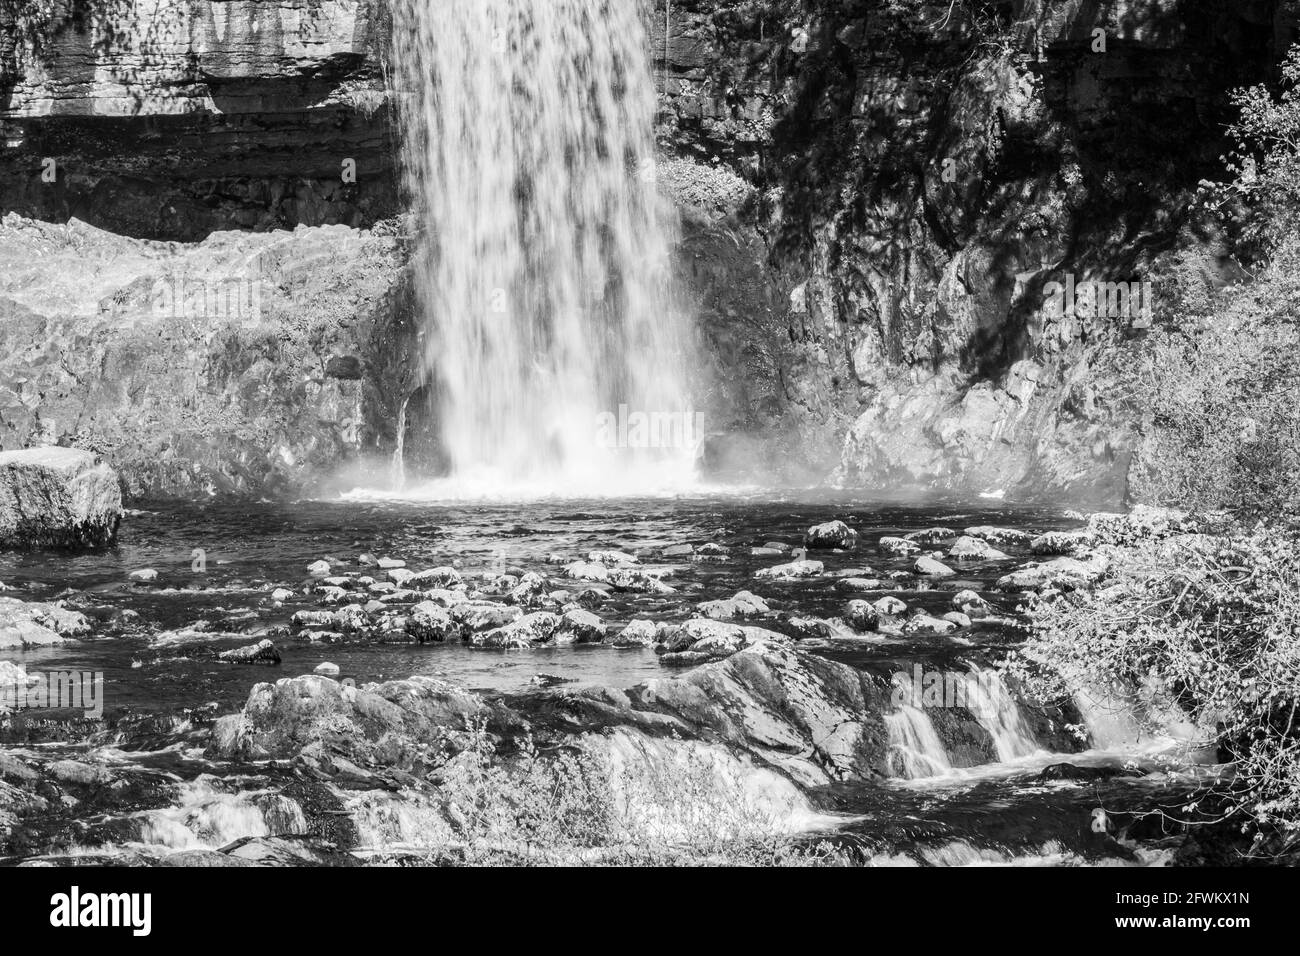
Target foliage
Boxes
[1121,44,1300,524]
[1008,528,1300,843]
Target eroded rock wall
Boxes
[655,0,1293,502]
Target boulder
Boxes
[913,556,956,576]
[946,535,1010,562]
[755,559,823,580]
[804,520,857,550]
[996,554,1110,591]
[877,536,920,555]
[472,611,561,648]
[557,608,607,643]
[407,601,456,642]
[0,447,123,549]
[844,600,879,632]
[210,674,486,764]
[218,639,281,665]
[0,598,91,649]
[699,589,770,619]
[963,525,1033,545]
[607,619,662,648]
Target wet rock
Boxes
[877,536,920,555]
[0,447,123,549]
[0,598,91,649]
[903,613,957,635]
[946,535,1010,561]
[219,836,360,867]
[472,611,561,648]
[788,617,836,639]
[508,571,549,606]
[408,601,455,643]
[699,589,770,619]
[608,567,675,594]
[607,619,661,648]
[48,760,113,786]
[128,568,158,583]
[211,674,486,765]
[904,527,957,545]
[409,566,463,588]
[377,558,406,570]
[1086,506,1190,545]
[1030,531,1092,556]
[623,642,889,786]
[873,596,907,617]
[0,660,39,690]
[963,526,1033,545]
[314,662,340,677]
[844,600,879,632]
[291,610,336,629]
[951,589,990,617]
[942,611,972,628]
[751,546,784,556]
[387,568,416,586]
[270,588,295,603]
[836,577,882,591]
[307,560,331,577]
[996,554,1110,591]
[662,544,694,557]
[755,559,823,580]
[335,604,371,633]
[563,560,610,582]
[219,639,281,665]
[557,608,606,644]
[656,618,789,664]
[804,520,857,550]
[762,542,792,553]
[913,556,955,577]
[588,549,638,566]
[451,602,522,635]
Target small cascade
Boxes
[963,667,1039,762]
[885,705,952,779]
[137,777,307,850]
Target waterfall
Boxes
[885,705,952,779]
[389,0,700,496]
[963,668,1039,762]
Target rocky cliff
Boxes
[0,0,1290,501]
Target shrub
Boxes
[1007,528,1300,845]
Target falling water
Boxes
[885,706,952,780]
[963,668,1039,762]
[389,0,699,495]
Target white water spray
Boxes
[389,0,700,497]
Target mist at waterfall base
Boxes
[382,0,702,500]
[0,497,1220,865]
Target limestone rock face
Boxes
[0,447,122,548]
[0,216,414,498]
[0,1,396,239]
